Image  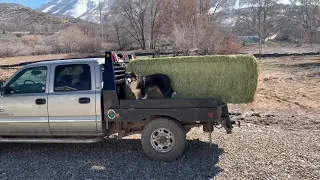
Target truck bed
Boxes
[101,53,230,124]
[103,92,229,123]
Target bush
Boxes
[172,19,241,55]
[42,34,66,54]
[22,35,42,48]
[52,26,103,53]
[126,55,259,104]
[0,45,16,57]
[218,38,243,55]
[78,37,102,53]
[0,25,105,57]
[32,45,53,55]
[0,43,24,57]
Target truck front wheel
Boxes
[141,118,186,161]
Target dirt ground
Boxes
[228,55,320,130]
[0,54,70,66]
[240,43,320,54]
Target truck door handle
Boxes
[79,97,90,104]
[35,98,46,105]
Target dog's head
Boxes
[125,72,139,85]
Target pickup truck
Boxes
[0,51,234,161]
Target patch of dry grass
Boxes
[0,54,71,81]
[0,54,70,65]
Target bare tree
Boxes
[98,0,104,40]
[113,19,125,50]
[76,22,100,38]
[105,12,133,50]
[60,26,85,53]
[170,0,235,24]
[289,0,320,32]
[114,0,150,49]
[171,0,238,55]
[149,0,165,49]
[237,0,285,42]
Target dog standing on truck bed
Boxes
[125,72,177,100]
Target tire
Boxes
[141,118,186,161]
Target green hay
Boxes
[125,55,258,104]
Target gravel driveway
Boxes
[0,136,222,180]
[1,123,319,180]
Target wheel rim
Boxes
[150,128,175,153]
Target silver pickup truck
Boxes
[0,51,234,161]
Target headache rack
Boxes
[102,52,127,100]
[113,64,126,84]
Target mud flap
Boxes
[203,122,214,133]
[220,105,233,134]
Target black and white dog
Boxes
[125,72,177,100]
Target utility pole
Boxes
[258,1,262,60]
[259,22,262,59]
[150,0,154,49]
[99,0,104,40]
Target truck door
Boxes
[48,62,97,135]
[0,66,50,135]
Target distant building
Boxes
[237,36,260,44]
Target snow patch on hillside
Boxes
[42,5,55,12]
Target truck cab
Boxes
[0,58,105,136]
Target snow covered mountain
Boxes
[37,0,114,23]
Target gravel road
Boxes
[0,124,319,180]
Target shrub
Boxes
[218,37,243,55]
[22,35,42,48]
[172,19,241,55]
[32,45,53,55]
[0,43,24,57]
[78,37,102,53]
[59,26,85,53]
[126,55,259,104]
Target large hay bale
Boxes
[125,55,258,104]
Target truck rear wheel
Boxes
[141,118,186,161]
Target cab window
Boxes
[54,64,92,92]
[6,66,47,94]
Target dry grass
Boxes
[240,43,320,54]
[0,54,71,81]
[0,54,70,66]
[0,26,104,58]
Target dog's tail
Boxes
[169,88,177,98]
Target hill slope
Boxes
[0,3,79,25]
[37,0,114,23]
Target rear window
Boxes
[54,64,92,92]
